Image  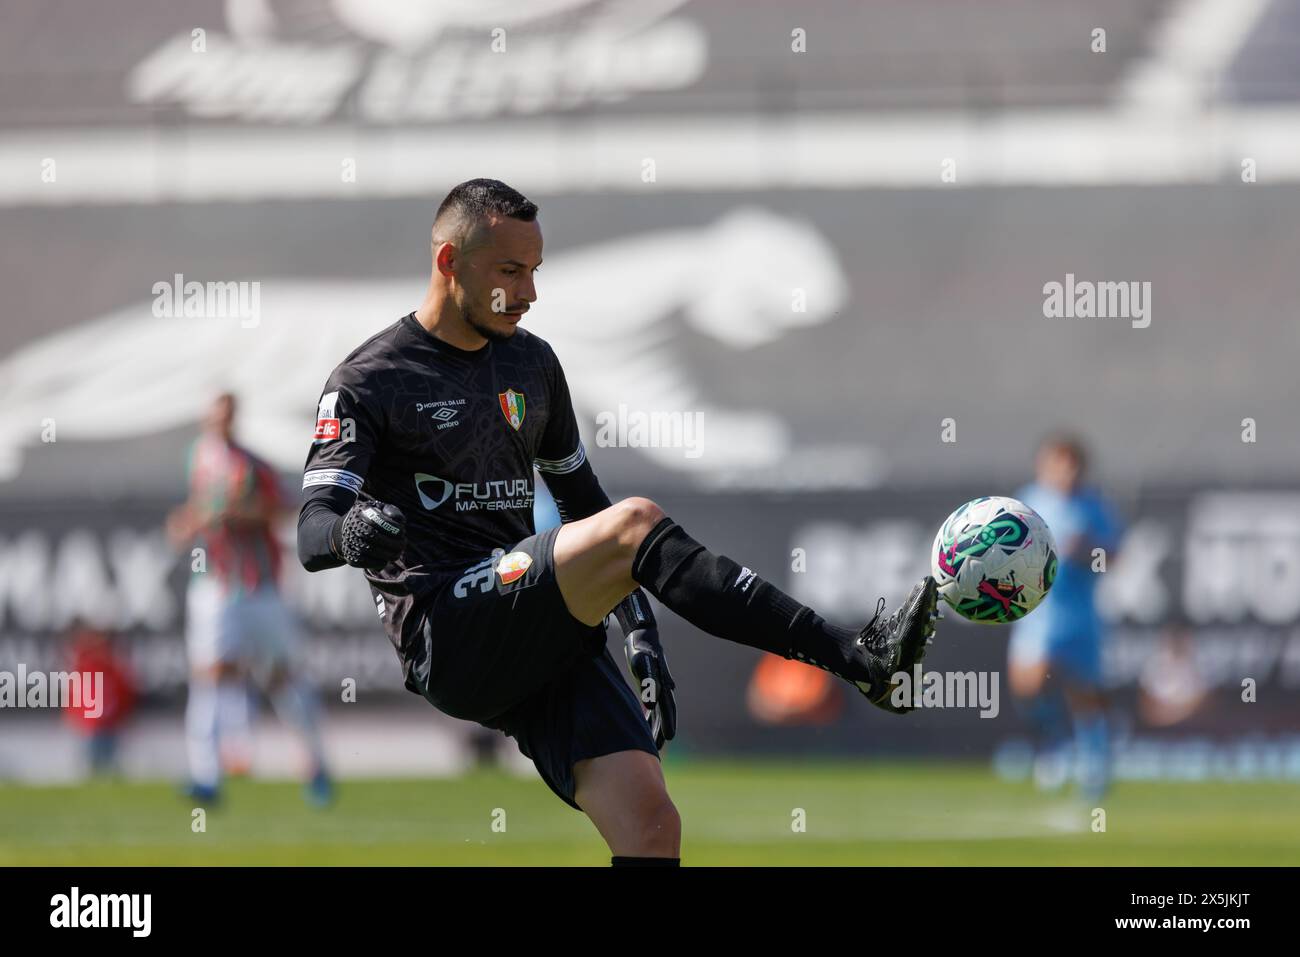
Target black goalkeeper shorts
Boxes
[406,524,660,811]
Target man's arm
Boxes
[221,456,287,531]
[172,487,278,543]
[534,342,613,523]
[297,380,403,571]
[299,489,406,571]
[165,442,209,547]
[536,455,611,523]
[1090,491,1124,564]
[298,485,353,571]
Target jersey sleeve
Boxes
[297,372,386,572]
[300,376,385,500]
[252,455,286,512]
[534,345,588,478]
[534,343,611,522]
[1088,492,1123,554]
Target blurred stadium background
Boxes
[1,0,1299,864]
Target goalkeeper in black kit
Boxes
[297,179,941,866]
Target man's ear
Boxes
[433,241,459,277]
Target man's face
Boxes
[451,216,542,342]
[1036,445,1081,494]
[204,395,236,441]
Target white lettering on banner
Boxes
[0,529,175,632]
[1095,520,1169,624]
[127,1,706,125]
[0,210,849,483]
[1183,494,1300,625]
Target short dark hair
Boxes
[1038,431,1088,473]
[432,178,538,252]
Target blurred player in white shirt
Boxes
[169,393,332,806]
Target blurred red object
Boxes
[61,626,137,732]
[747,655,843,726]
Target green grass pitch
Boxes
[2,760,1296,865]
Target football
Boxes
[931,496,1057,624]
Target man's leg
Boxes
[1066,685,1110,802]
[1009,656,1072,791]
[553,498,938,709]
[263,663,334,804]
[215,675,252,775]
[184,663,224,793]
[574,749,681,861]
[480,643,673,862]
[183,577,238,800]
[248,589,332,803]
[553,498,668,626]
[1063,634,1110,802]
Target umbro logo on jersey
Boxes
[429,406,460,430]
[735,566,757,593]
[414,398,465,430]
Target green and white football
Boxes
[931,496,1057,624]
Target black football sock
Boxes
[611,855,681,867]
[630,516,862,675]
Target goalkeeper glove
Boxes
[331,499,406,570]
[614,589,677,750]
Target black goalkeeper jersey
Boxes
[301,312,595,649]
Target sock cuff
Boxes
[631,515,678,574]
[611,855,681,866]
[631,516,704,589]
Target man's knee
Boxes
[609,497,667,553]
[1066,686,1106,713]
[195,660,241,682]
[630,795,681,856]
[1009,659,1048,697]
[573,750,680,857]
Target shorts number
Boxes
[453,551,504,599]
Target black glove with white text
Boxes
[614,589,677,750]
[331,500,406,570]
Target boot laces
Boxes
[856,597,900,650]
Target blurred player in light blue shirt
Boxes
[1010,434,1122,801]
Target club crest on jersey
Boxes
[496,550,532,584]
[498,389,526,431]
